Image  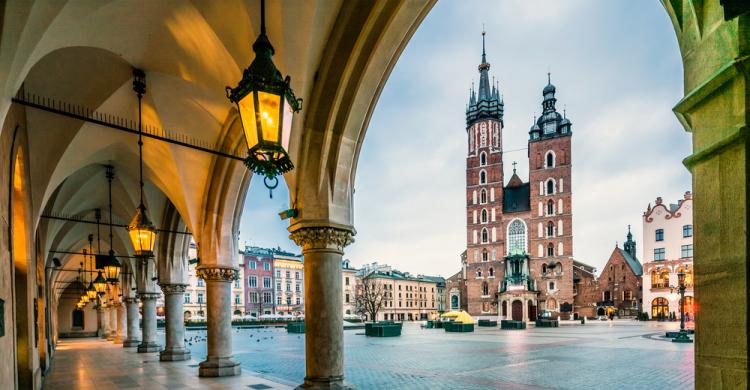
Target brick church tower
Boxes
[464,32,505,315]
[527,75,574,314]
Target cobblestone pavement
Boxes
[182,320,694,390]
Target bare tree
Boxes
[354,274,385,322]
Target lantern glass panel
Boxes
[238,93,259,150]
[129,227,155,255]
[281,98,293,151]
[258,91,281,144]
[104,264,120,282]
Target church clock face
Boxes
[543,122,556,135]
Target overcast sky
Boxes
[239,0,691,278]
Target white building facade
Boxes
[642,192,694,320]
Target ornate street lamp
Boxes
[671,269,693,343]
[127,69,157,257]
[93,270,108,294]
[226,0,302,198]
[98,167,122,282]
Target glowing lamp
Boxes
[93,270,108,293]
[127,204,156,257]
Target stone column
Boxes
[196,266,240,377]
[96,306,104,337]
[108,303,117,341]
[100,305,110,339]
[159,284,191,361]
[290,226,355,389]
[137,293,161,353]
[123,298,141,347]
[115,302,126,344]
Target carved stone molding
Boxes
[159,284,188,295]
[123,297,139,304]
[137,293,160,301]
[196,266,239,282]
[289,226,355,252]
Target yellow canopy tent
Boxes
[440,310,475,324]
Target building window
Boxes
[481,209,488,223]
[480,189,487,204]
[547,200,554,215]
[479,170,487,185]
[547,221,554,237]
[481,228,489,243]
[234,279,240,289]
[549,281,555,291]
[249,276,257,287]
[276,270,281,278]
[476,269,482,278]
[263,292,272,304]
[655,229,664,241]
[651,270,670,288]
[197,279,204,287]
[624,289,633,301]
[488,267,494,277]
[296,297,301,305]
[546,151,555,168]
[184,293,190,304]
[263,262,270,271]
[542,264,547,274]
[197,293,204,304]
[235,294,241,305]
[651,297,669,319]
[480,152,487,166]
[345,277,350,286]
[295,271,300,279]
[263,277,271,288]
[286,283,292,292]
[277,296,282,305]
[654,248,666,261]
[249,292,258,303]
[482,282,489,295]
[286,271,291,279]
[286,297,292,305]
[681,244,693,258]
[546,179,554,195]
[547,243,554,257]
[507,219,527,255]
[345,293,350,303]
[482,249,488,262]
[249,261,256,270]
[276,282,282,291]
[683,225,693,237]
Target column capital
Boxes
[195,266,239,282]
[123,297,139,304]
[289,225,355,252]
[159,283,188,295]
[137,293,160,301]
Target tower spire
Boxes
[481,27,486,63]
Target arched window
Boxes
[546,151,555,168]
[547,243,554,257]
[480,152,487,166]
[507,219,527,255]
[547,221,554,237]
[489,267,494,277]
[481,209,488,223]
[547,200,554,215]
[480,124,487,147]
[651,297,669,319]
[546,179,554,195]
[479,170,487,184]
[480,189,487,204]
[482,282,489,295]
[556,262,563,275]
[476,269,482,278]
[482,249,488,262]
[481,228,489,243]
[542,264,547,274]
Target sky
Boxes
[238,0,691,278]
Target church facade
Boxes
[459,34,590,320]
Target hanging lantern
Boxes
[98,250,121,283]
[81,294,89,304]
[226,0,301,198]
[93,270,108,293]
[127,204,156,257]
[86,282,98,300]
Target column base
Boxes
[137,342,162,353]
[295,377,354,390]
[100,332,110,339]
[199,357,241,377]
[113,336,123,344]
[107,335,115,341]
[160,348,191,361]
[123,339,141,347]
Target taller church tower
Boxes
[527,75,574,313]
[464,32,505,314]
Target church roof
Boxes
[506,172,524,188]
[616,247,643,276]
[503,182,530,213]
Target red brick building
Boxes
[458,33,590,319]
[593,228,643,317]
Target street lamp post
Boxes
[671,270,693,343]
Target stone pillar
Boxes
[159,284,191,361]
[108,304,117,341]
[96,306,104,337]
[195,266,240,377]
[123,298,141,347]
[100,306,110,339]
[114,302,125,344]
[290,226,355,389]
[137,293,161,353]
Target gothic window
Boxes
[547,243,554,257]
[542,264,547,274]
[481,228,489,243]
[547,200,554,215]
[482,282,489,295]
[507,219,527,255]
[481,209,488,223]
[489,267,494,277]
[493,126,499,147]
[480,123,487,147]
[482,249,488,262]
[476,269,482,278]
[479,170,487,184]
[469,131,475,152]
[546,179,555,195]
[547,222,554,237]
[545,151,555,168]
[480,189,487,204]
[480,152,487,166]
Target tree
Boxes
[354,274,385,322]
